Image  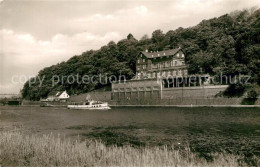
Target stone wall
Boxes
[112,79,161,91]
[69,85,230,104]
[68,83,260,105]
[109,98,244,106]
[162,85,228,99]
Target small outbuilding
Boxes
[44,90,70,102]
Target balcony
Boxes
[151,64,187,71]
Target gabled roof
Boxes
[140,48,182,59]
[48,91,65,97]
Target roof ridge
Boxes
[140,48,182,59]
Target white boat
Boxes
[67,100,111,110]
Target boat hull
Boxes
[67,103,111,110]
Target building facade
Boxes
[111,48,217,102]
[136,48,188,79]
[111,79,162,101]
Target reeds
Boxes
[0,130,244,166]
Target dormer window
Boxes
[182,54,184,58]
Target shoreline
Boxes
[2,104,260,108]
[110,105,260,107]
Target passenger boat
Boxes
[67,100,111,110]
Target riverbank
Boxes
[110,104,260,107]
[0,130,246,166]
[19,104,260,107]
[0,106,259,166]
[19,99,260,107]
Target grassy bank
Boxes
[0,131,246,166]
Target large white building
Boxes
[136,48,188,79]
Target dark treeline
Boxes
[22,9,260,100]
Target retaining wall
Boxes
[67,85,260,106]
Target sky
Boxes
[0,0,260,94]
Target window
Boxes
[147,73,151,78]
[177,53,179,57]
[175,61,177,66]
[137,59,140,63]
[173,70,176,76]
[126,88,131,92]
[153,86,160,90]
[143,59,145,63]
[157,72,161,77]
[114,88,118,92]
[152,64,157,69]
[132,87,137,91]
[178,70,182,76]
[165,62,169,67]
[143,65,146,69]
[182,54,185,58]
[162,71,166,77]
[171,60,174,66]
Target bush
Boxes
[223,84,246,97]
[247,90,259,99]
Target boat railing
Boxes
[68,102,84,105]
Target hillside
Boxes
[22,9,260,100]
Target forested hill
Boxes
[22,9,260,100]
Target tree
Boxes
[127,33,134,40]
[140,34,149,41]
[22,9,260,100]
[151,29,164,43]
